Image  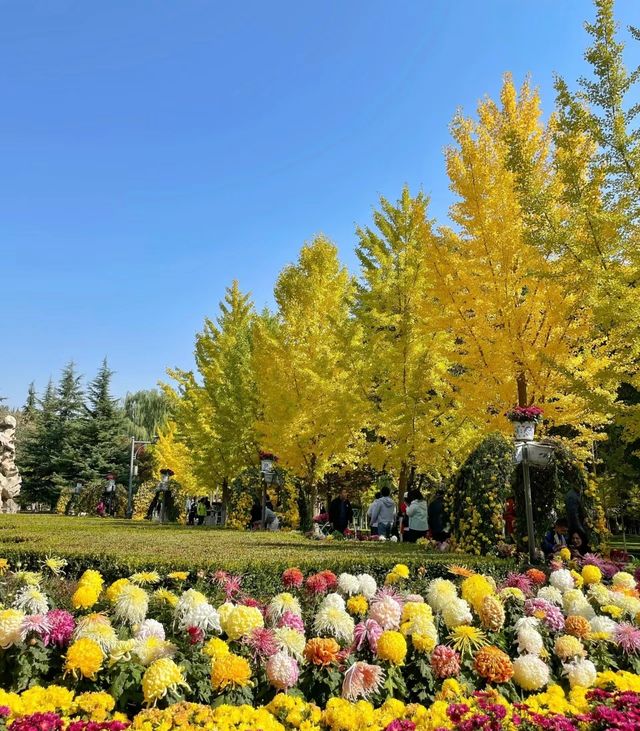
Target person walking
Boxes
[405,489,429,542]
[329,489,353,534]
[428,489,448,542]
[565,486,586,537]
[196,498,207,526]
[370,486,396,539]
[367,492,381,535]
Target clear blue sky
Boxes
[2,1,639,407]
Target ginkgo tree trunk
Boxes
[252,236,362,522]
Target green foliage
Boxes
[123,389,171,441]
[448,433,514,555]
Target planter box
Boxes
[514,421,536,441]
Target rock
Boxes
[0,415,21,512]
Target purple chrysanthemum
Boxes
[614,623,640,654]
[42,609,75,647]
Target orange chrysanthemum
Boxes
[448,565,475,578]
[303,637,340,667]
[473,645,513,684]
[564,615,591,639]
[526,569,547,586]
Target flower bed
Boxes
[0,552,638,727]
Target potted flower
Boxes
[506,405,543,441]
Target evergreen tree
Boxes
[53,362,85,487]
[22,383,38,420]
[79,359,128,482]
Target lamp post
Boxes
[260,453,278,529]
[156,468,174,523]
[127,435,159,518]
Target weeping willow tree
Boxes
[123,390,171,441]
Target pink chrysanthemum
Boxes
[430,644,461,679]
[341,661,385,701]
[222,575,242,600]
[369,595,402,630]
[266,650,299,690]
[353,619,383,653]
[244,627,279,659]
[277,611,305,633]
[42,609,75,647]
[373,586,406,606]
[22,614,51,638]
[502,573,534,597]
[614,623,640,655]
[524,598,565,632]
[306,574,329,595]
[282,568,304,589]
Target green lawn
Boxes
[0,514,494,576]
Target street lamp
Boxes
[259,452,279,529]
[156,468,174,523]
[127,435,160,518]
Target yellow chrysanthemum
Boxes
[346,595,368,617]
[64,638,105,679]
[167,571,189,582]
[376,630,407,665]
[72,584,101,611]
[0,559,9,576]
[203,637,230,661]
[570,570,584,589]
[142,658,188,705]
[391,564,410,579]
[73,691,116,721]
[554,635,586,661]
[461,574,494,613]
[43,557,67,576]
[130,571,161,586]
[582,565,602,585]
[211,653,252,691]
[559,547,571,561]
[413,632,437,653]
[153,588,178,607]
[221,604,264,641]
[601,604,623,619]
[105,578,131,604]
[448,625,487,655]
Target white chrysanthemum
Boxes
[338,573,361,596]
[513,654,550,690]
[109,638,136,665]
[609,593,640,618]
[74,613,118,652]
[515,618,544,656]
[402,614,437,638]
[549,569,575,593]
[320,593,346,611]
[274,626,306,660]
[135,618,166,641]
[563,590,595,620]
[589,615,618,637]
[134,636,177,666]
[612,572,636,591]
[536,586,563,606]
[357,574,377,599]
[441,598,472,629]
[267,593,302,621]
[13,586,49,615]
[115,584,149,625]
[175,589,221,633]
[587,583,611,607]
[426,579,458,613]
[0,609,25,648]
[369,595,402,630]
[563,658,597,688]
[313,606,354,643]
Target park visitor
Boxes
[369,486,396,539]
[367,491,381,535]
[565,485,586,537]
[96,500,105,518]
[405,489,429,542]
[570,528,589,558]
[428,488,449,542]
[196,498,207,526]
[187,500,197,525]
[329,488,353,534]
[541,517,568,558]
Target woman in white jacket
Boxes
[405,489,429,543]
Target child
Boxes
[542,517,568,558]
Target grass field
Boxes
[0,514,457,574]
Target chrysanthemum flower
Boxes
[13,586,49,615]
[114,584,149,625]
[442,598,473,629]
[554,634,586,661]
[412,628,437,653]
[515,617,544,656]
[357,574,377,599]
[74,613,118,653]
[537,586,563,606]
[524,598,565,632]
[43,557,67,576]
[341,661,384,701]
[106,578,132,605]
[369,595,402,630]
[135,619,166,641]
[320,593,347,612]
[526,568,547,586]
[153,588,178,607]
[0,609,25,648]
[448,625,487,656]
[274,626,306,660]
[589,615,618,638]
[313,607,354,643]
[304,637,340,666]
[376,630,407,665]
[430,645,461,679]
[221,604,263,641]
[43,609,75,647]
[305,574,328,595]
[267,593,302,621]
[211,653,252,691]
[142,658,188,705]
[277,610,305,633]
[426,579,458,612]
[613,623,640,654]
[21,613,51,640]
[478,595,505,632]
[243,627,278,659]
[473,646,513,684]
[338,573,361,596]
[282,567,304,589]
[612,572,637,591]
[129,571,161,586]
[582,565,602,586]
[564,615,591,639]
[353,619,383,653]
[563,658,597,688]
[64,638,105,679]
[549,569,575,593]
[175,590,220,633]
[134,636,177,666]
[266,650,299,690]
[166,571,189,582]
[502,573,534,597]
[461,574,494,614]
[346,595,369,617]
[512,654,550,690]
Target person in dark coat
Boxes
[565,487,586,536]
[329,489,353,534]
[542,517,568,558]
[428,489,448,541]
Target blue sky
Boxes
[2,1,639,407]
